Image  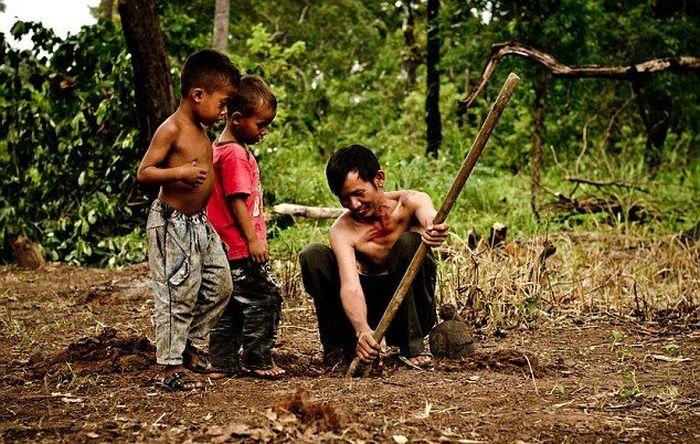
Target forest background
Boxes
[0,0,697,267]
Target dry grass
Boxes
[272,233,699,332]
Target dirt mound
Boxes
[436,348,542,376]
[22,328,155,382]
[273,388,343,432]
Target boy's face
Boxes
[192,84,238,126]
[337,170,385,220]
[230,102,276,145]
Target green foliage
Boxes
[0,20,144,265]
[618,371,645,399]
[0,0,698,266]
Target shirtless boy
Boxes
[137,50,239,391]
[300,145,449,367]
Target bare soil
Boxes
[1,262,698,443]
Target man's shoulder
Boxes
[389,189,428,207]
[329,213,354,238]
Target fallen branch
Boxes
[542,192,651,223]
[457,42,700,115]
[272,203,345,219]
[566,175,646,191]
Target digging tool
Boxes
[347,72,521,377]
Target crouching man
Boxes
[300,145,448,368]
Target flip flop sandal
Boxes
[183,344,224,375]
[157,372,205,392]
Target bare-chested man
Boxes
[137,50,239,391]
[300,145,449,368]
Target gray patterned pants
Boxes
[147,200,233,365]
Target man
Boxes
[299,144,449,368]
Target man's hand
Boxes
[248,236,269,264]
[356,329,381,363]
[422,219,449,247]
[178,161,207,187]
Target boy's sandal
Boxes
[157,372,205,392]
[183,344,221,375]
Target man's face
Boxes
[194,84,237,126]
[337,170,384,219]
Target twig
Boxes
[278,325,316,332]
[379,379,407,387]
[524,355,539,395]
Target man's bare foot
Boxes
[311,348,347,367]
[407,354,433,368]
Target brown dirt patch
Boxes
[0,261,698,443]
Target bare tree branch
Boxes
[457,42,700,115]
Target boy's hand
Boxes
[422,218,449,247]
[248,237,269,264]
[178,161,207,187]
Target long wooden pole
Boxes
[347,72,520,377]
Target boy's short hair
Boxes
[228,75,277,117]
[326,145,381,196]
[180,49,241,96]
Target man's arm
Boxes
[228,196,268,264]
[405,191,449,247]
[329,223,381,362]
[136,122,207,187]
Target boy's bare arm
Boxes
[405,191,449,247]
[136,122,207,187]
[330,223,381,362]
[228,196,268,263]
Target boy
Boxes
[137,49,239,391]
[206,75,285,379]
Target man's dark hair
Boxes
[227,74,277,117]
[326,144,381,196]
[180,49,241,96]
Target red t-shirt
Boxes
[207,142,267,260]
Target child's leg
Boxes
[147,204,202,366]
[208,293,243,371]
[188,220,232,343]
[232,262,283,371]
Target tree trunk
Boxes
[402,0,418,87]
[425,0,442,158]
[8,235,44,270]
[213,0,230,53]
[530,73,548,220]
[117,0,174,150]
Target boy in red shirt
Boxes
[207,75,285,378]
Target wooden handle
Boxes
[347,73,520,377]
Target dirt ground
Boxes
[1,262,698,443]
